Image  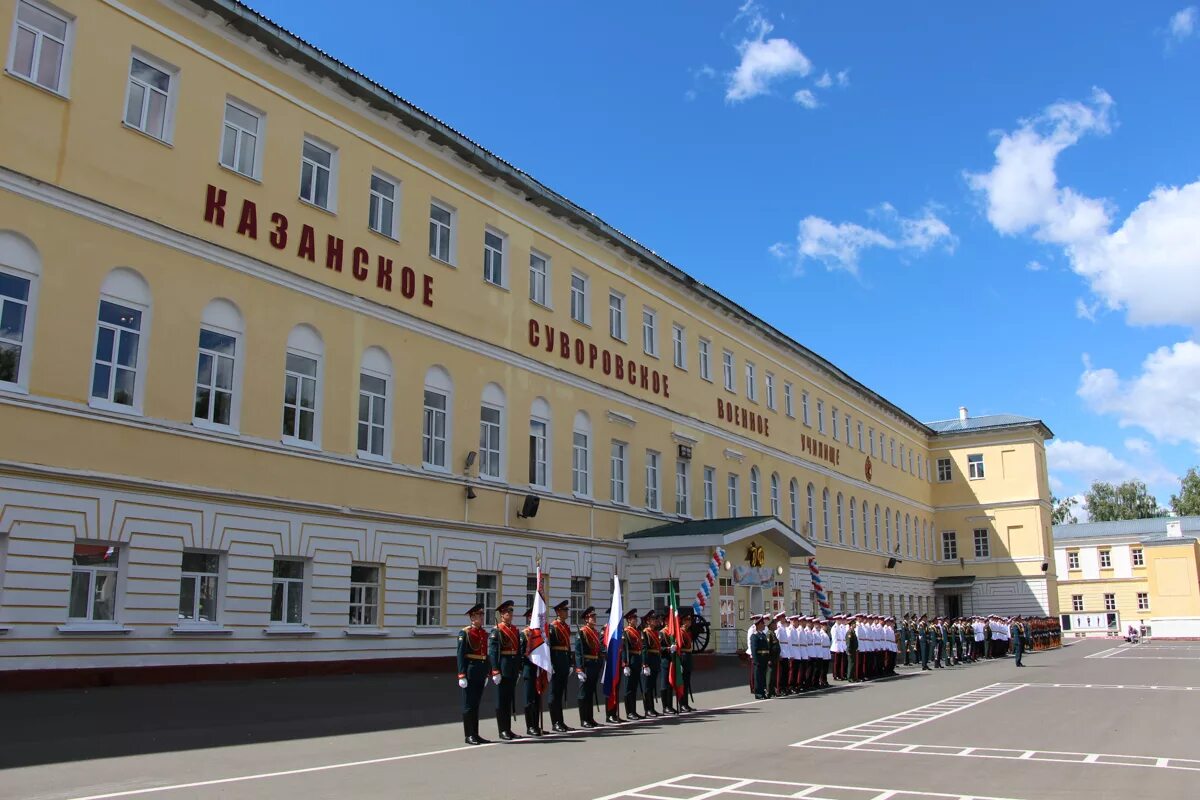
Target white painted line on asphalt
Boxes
[817,743,1200,773]
[1092,655,1200,660]
[594,773,1032,800]
[1024,682,1200,691]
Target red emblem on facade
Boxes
[865,456,873,482]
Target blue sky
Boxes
[248,1,1200,512]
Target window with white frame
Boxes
[299,137,336,211]
[474,572,498,626]
[282,325,323,446]
[675,460,690,516]
[941,531,958,561]
[178,551,219,623]
[973,528,990,559]
[916,453,922,479]
[822,489,831,541]
[1104,593,1116,611]
[123,53,175,142]
[429,201,454,263]
[784,382,794,417]
[749,467,760,515]
[568,577,589,626]
[967,453,985,479]
[802,391,811,426]
[857,422,865,451]
[873,505,881,551]
[610,441,627,504]
[770,473,780,517]
[1132,548,1144,567]
[908,449,914,474]
[844,414,852,446]
[806,483,816,539]
[889,437,896,466]
[529,250,549,306]
[727,473,739,517]
[831,408,839,440]
[194,299,242,430]
[608,291,626,340]
[0,253,36,389]
[672,324,686,369]
[905,514,911,556]
[868,426,876,456]
[357,347,391,459]
[347,564,381,626]
[422,366,452,469]
[483,229,506,287]
[416,568,443,626]
[1067,551,1079,570]
[642,308,658,356]
[529,398,551,489]
[849,496,857,546]
[703,466,715,519]
[936,457,952,482]
[368,172,399,239]
[1071,594,1084,612]
[478,383,505,481]
[571,411,591,495]
[698,338,712,381]
[91,269,150,412]
[1099,549,1111,568]
[789,479,798,530]
[651,579,681,615]
[8,0,71,94]
[524,574,540,616]
[879,431,885,459]
[816,399,825,433]
[1137,592,1149,611]
[68,543,119,622]
[270,559,305,625]
[722,350,735,392]
[745,362,757,402]
[570,271,588,323]
[836,493,844,543]
[644,450,661,510]
[221,99,261,178]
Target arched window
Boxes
[895,511,902,556]
[749,466,761,515]
[789,479,798,530]
[862,501,869,549]
[769,473,780,517]
[91,268,151,412]
[422,365,452,469]
[478,382,506,480]
[280,323,323,446]
[821,488,831,542]
[571,410,591,496]
[905,514,912,557]
[874,505,881,551]
[194,298,244,431]
[0,231,41,390]
[806,483,816,540]
[529,397,552,489]
[836,492,845,544]
[355,345,392,460]
[884,507,892,553]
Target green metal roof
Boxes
[625,516,775,540]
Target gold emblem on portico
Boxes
[746,541,766,568]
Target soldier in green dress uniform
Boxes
[750,615,769,699]
[520,607,546,737]
[456,603,490,745]
[845,617,859,682]
[917,614,931,670]
[640,610,662,717]
[547,599,574,732]
[488,599,523,740]
[575,606,604,728]
[621,608,644,720]
[678,609,696,711]
[766,613,782,697]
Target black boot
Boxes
[644,694,659,717]
[525,706,542,737]
[625,697,642,720]
[579,700,596,729]
[464,712,477,745]
[469,711,489,745]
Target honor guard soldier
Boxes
[640,610,662,717]
[520,607,546,737]
[917,614,931,670]
[575,606,604,728]
[547,600,574,732]
[845,617,860,682]
[766,613,782,697]
[678,609,696,711]
[659,617,679,714]
[457,603,490,745]
[622,608,644,720]
[749,615,769,699]
[489,599,523,740]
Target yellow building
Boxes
[0,0,1056,684]
[1054,518,1200,639]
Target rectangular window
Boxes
[429,202,454,263]
[357,371,388,458]
[879,431,885,459]
[123,53,174,142]
[844,414,852,446]
[348,564,381,626]
[524,574,539,615]
[1099,549,1111,568]
[9,0,71,94]
[916,453,922,479]
[1104,593,1116,611]
[282,352,319,444]
[644,450,660,510]
[0,270,31,386]
[869,427,876,456]
[91,300,143,409]
[1132,548,1144,567]
[703,466,715,519]
[483,229,506,287]
[765,373,776,410]
[610,441,627,504]
[651,579,681,614]
[745,362,757,401]
[936,457,952,482]
[570,272,589,323]
[720,578,735,629]
[368,172,399,239]
[528,418,548,488]
[422,388,448,468]
[722,350,735,392]
[1067,551,1080,570]
[856,421,864,452]
[672,324,686,369]
[572,429,590,495]
[416,568,443,627]
[1071,594,1083,612]
[529,251,549,306]
[675,460,690,516]
[908,449,914,474]
[569,577,588,626]
[889,438,896,466]
[479,404,502,480]
[178,551,219,623]
[802,392,811,426]
[1137,592,1149,611]
[698,338,712,381]
[608,291,626,340]
[967,453,985,479]
[784,382,794,417]
[270,559,305,625]
[68,543,118,622]
[973,528,990,559]
[727,473,739,517]
[299,137,335,211]
[475,572,498,626]
[194,328,236,428]
[816,400,825,433]
[832,408,840,440]
[941,531,958,561]
[220,99,261,178]
[642,308,658,356]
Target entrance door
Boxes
[748,585,764,616]
[946,594,961,618]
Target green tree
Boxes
[1083,480,1164,522]
[1051,494,1079,525]
[1170,467,1200,517]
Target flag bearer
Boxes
[575,606,604,729]
[520,607,546,737]
[660,616,679,715]
[622,608,644,720]
[456,603,490,745]
[548,600,574,733]
[678,610,697,711]
[641,610,662,717]
[489,599,523,741]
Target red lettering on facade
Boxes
[602,351,612,375]
[544,325,557,353]
[422,274,434,307]
[574,339,585,365]
[588,344,598,369]
[236,200,257,239]
[270,213,288,250]
[662,375,669,399]
[639,364,649,390]
[400,266,416,299]
[204,185,227,227]
[529,319,541,348]
[559,332,570,360]
[325,236,344,272]
[376,256,392,291]
[297,225,316,262]
[652,372,660,394]
[351,247,369,281]
[615,355,624,380]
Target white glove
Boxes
[491,674,501,685]
[576,670,585,683]
[458,678,468,688]
[642,666,651,677]
[669,644,677,653]
[623,666,631,677]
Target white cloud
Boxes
[815,71,832,89]
[897,207,956,252]
[793,89,819,109]
[1169,6,1197,41]
[780,204,955,275]
[1046,439,1174,489]
[1075,297,1099,321]
[1026,260,1047,272]
[836,69,851,87]
[727,37,812,101]
[767,241,791,260]
[1079,340,1200,449]
[1125,437,1153,455]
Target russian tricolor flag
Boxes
[601,574,623,706]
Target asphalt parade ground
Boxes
[3,639,1199,800]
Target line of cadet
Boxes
[748,613,1062,698]
[455,599,698,745]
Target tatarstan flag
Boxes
[665,578,684,700]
